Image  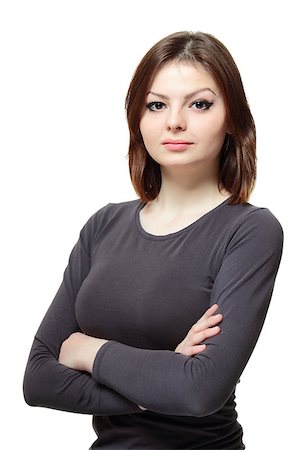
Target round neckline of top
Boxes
[134,196,233,240]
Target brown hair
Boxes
[125,31,256,205]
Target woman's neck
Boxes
[147,165,230,216]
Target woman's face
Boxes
[139,61,228,171]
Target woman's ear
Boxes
[225,119,232,135]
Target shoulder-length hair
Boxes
[125,31,256,205]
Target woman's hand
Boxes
[175,304,222,356]
[58,332,109,373]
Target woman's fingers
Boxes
[201,303,219,320]
[184,344,207,356]
[190,325,221,344]
[188,326,221,356]
[175,322,221,356]
[174,304,223,356]
[195,304,221,325]
[193,312,223,332]
[190,344,207,356]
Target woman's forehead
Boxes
[148,61,219,97]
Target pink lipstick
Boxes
[162,139,193,151]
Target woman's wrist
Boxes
[58,332,109,373]
[80,334,109,373]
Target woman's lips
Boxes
[162,140,193,151]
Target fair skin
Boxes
[58,61,226,407]
[139,60,231,234]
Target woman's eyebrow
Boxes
[147,88,217,100]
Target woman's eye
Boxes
[191,100,213,111]
[146,101,166,112]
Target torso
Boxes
[75,197,263,450]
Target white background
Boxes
[1,0,299,448]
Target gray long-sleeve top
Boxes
[23,197,283,449]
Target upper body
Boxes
[23,197,283,449]
[23,31,284,449]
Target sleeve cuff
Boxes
[92,340,119,384]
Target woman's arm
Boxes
[88,208,283,417]
[58,304,223,371]
[24,203,223,415]
[23,205,143,416]
[56,306,223,414]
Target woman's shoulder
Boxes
[92,198,140,220]
[81,198,140,230]
[231,201,282,231]
[78,199,140,248]
[224,201,284,249]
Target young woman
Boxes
[23,31,284,449]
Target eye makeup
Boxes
[145,99,213,112]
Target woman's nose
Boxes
[165,109,187,131]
